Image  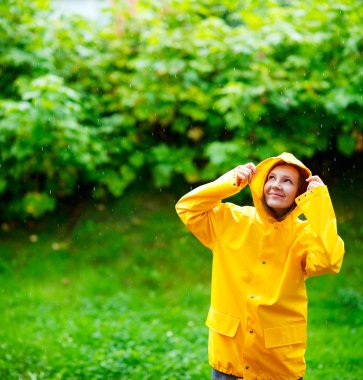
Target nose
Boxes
[271,180,282,189]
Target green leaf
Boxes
[205,141,240,165]
[0,178,6,194]
[337,134,356,156]
[23,192,56,218]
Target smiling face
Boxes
[263,165,300,218]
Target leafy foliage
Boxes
[0,0,362,218]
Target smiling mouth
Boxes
[269,193,284,197]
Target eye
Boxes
[284,179,293,184]
[268,175,275,181]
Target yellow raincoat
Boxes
[175,152,344,380]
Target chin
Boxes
[267,201,285,209]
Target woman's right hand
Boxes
[236,163,257,185]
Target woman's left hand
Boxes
[306,175,325,191]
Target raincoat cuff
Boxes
[210,169,247,199]
[224,168,248,189]
[295,185,327,207]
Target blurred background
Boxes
[0,0,362,379]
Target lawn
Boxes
[0,184,362,379]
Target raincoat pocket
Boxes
[264,324,306,348]
[206,308,240,338]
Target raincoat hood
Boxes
[249,152,312,220]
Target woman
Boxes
[175,152,344,380]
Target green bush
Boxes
[0,0,362,218]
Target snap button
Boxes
[250,294,254,298]
[262,260,266,264]
[245,365,249,370]
[249,329,254,334]
[310,190,313,194]
[298,198,301,201]
[233,183,236,186]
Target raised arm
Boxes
[175,163,257,249]
[294,176,345,277]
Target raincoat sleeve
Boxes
[294,185,345,277]
[175,169,247,249]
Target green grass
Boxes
[0,186,362,379]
